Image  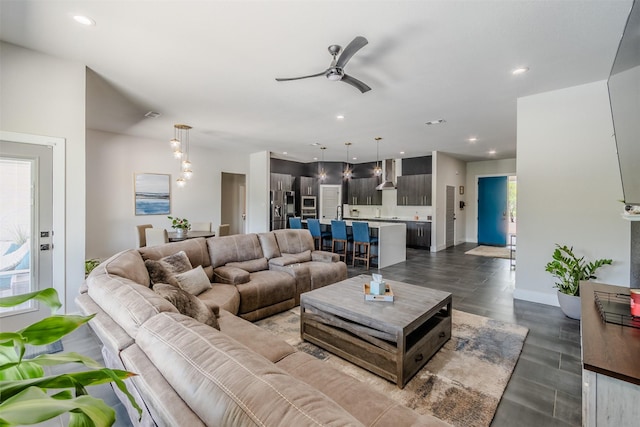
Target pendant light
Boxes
[373,137,382,176]
[319,146,327,181]
[343,142,352,179]
[171,124,193,186]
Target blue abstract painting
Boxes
[135,173,170,215]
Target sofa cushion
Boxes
[145,251,193,287]
[198,284,241,315]
[236,270,296,315]
[257,232,281,259]
[273,229,315,254]
[227,257,268,273]
[212,266,250,285]
[174,265,211,295]
[153,283,219,330]
[207,234,264,268]
[138,238,211,271]
[137,313,364,426]
[96,249,150,286]
[269,250,312,267]
[306,261,347,290]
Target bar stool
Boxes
[289,217,302,229]
[331,220,352,262]
[307,219,331,250]
[352,221,378,270]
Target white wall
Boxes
[515,80,630,306]
[85,129,249,259]
[465,159,517,243]
[248,151,270,233]
[0,42,86,313]
[433,152,467,251]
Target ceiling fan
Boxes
[276,36,371,93]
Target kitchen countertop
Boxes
[343,216,432,223]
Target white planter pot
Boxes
[557,290,581,320]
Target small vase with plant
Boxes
[544,244,612,319]
[168,216,190,237]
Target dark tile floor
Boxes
[349,243,582,427]
[58,242,581,426]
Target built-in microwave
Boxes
[301,196,316,209]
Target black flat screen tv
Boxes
[607,0,640,206]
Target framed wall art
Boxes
[134,173,171,215]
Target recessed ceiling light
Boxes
[488,150,497,155]
[468,137,477,142]
[73,15,96,26]
[352,157,357,160]
[313,157,318,161]
[310,142,321,146]
[400,151,405,155]
[426,119,446,125]
[336,115,344,120]
[512,67,529,75]
[283,152,288,155]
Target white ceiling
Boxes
[0,0,633,163]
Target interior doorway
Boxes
[221,172,246,235]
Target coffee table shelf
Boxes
[300,275,452,388]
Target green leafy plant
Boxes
[0,289,141,426]
[167,216,190,230]
[544,244,612,297]
[85,259,101,278]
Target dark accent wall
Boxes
[270,158,307,176]
[351,161,378,179]
[402,155,432,175]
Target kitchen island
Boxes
[317,219,406,268]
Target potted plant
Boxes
[168,216,190,237]
[0,288,141,426]
[544,244,612,320]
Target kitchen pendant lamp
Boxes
[343,142,352,179]
[319,146,327,181]
[373,137,382,176]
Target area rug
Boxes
[255,308,528,427]
[465,245,510,259]
[23,340,63,359]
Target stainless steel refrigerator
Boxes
[270,190,295,230]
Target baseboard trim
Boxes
[513,288,559,307]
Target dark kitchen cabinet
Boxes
[299,176,317,196]
[397,174,432,206]
[271,173,292,191]
[406,221,431,249]
[348,177,382,205]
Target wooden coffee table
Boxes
[300,274,452,388]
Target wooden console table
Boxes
[580,281,640,426]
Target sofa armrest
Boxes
[311,251,339,263]
[212,266,250,285]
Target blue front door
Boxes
[478,176,508,246]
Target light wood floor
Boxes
[59,243,580,427]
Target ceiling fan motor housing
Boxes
[326,67,344,81]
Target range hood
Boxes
[376,159,396,190]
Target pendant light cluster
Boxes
[170,124,193,187]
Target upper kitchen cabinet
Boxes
[270,173,292,191]
[299,176,318,196]
[397,174,432,206]
[348,177,382,205]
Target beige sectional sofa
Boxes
[76,229,450,427]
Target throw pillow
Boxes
[145,250,193,287]
[174,265,212,295]
[153,283,219,330]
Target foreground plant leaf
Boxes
[0,369,135,400]
[0,386,115,427]
[0,288,61,312]
[19,314,94,346]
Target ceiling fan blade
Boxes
[275,71,326,81]
[336,36,368,69]
[341,74,371,93]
